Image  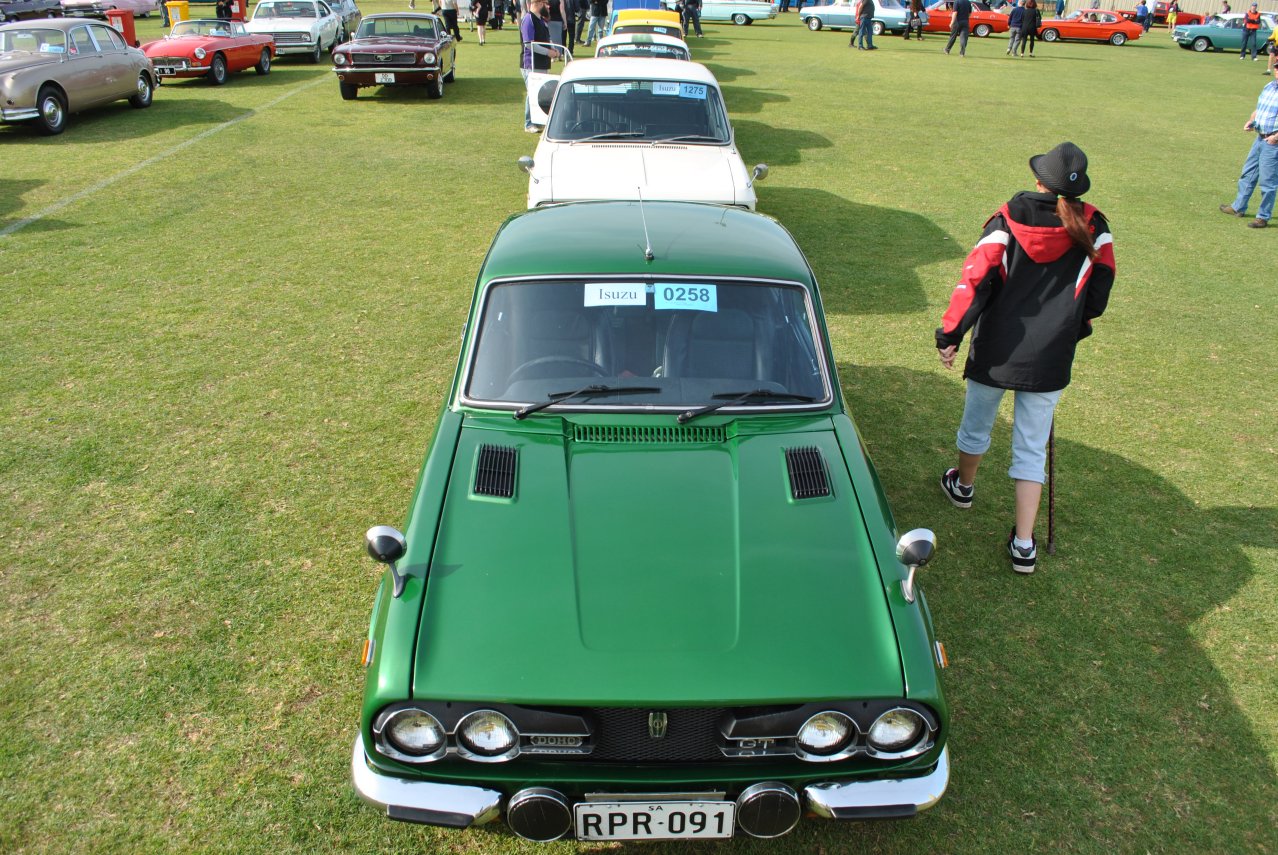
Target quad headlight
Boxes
[456,710,519,761]
[866,708,930,759]
[379,708,446,762]
[795,711,856,762]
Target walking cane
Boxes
[1046,420,1056,554]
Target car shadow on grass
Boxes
[759,186,961,315]
[698,62,757,82]
[732,118,832,166]
[0,96,246,144]
[719,83,790,113]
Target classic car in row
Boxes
[611,16,686,39]
[803,0,922,36]
[1173,14,1273,51]
[331,12,455,100]
[1038,9,1143,44]
[0,17,153,134]
[595,31,691,60]
[1,0,62,22]
[924,0,1008,37]
[352,199,950,843]
[59,0,159,17]
[245,0,341,62]
[1116,1,1202,26]
[660,0,778,25]
[519,58,765,209]
[142,19,273,83]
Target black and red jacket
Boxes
[935,191,1116,393]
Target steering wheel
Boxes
[507,356,608,384]
[567,120,610,135]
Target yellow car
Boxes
[611,15,686,38]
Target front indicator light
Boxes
[795,711,855,762]
[866,708,930,758]
[457,709,519,761]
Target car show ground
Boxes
[1,4,1276,853]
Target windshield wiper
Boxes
[514,384,661,419]
[652,134,725,144]
[677,389,817,424]
[571,131,646,144]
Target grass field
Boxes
[2,7,1277,853]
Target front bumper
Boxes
[1,107,40,122]
[333,67,440,84]
[351,735,949,833]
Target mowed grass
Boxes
[1,7,1276,853]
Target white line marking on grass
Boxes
[1,76,327,239]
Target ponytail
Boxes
[1056,196,1098,261]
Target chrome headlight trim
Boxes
[795,711,859,763]
[865,707,935,760]
[456,709,521,763]
[193,47,206,59]
[373,707,447,764]
[421,51,436,64]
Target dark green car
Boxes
[352,201,950,842]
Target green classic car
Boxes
[352,200,950,842]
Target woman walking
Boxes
[472,0,491,43]
[935,142,1116,574]
[1019,0,1040,55]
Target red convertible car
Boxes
[142,19,274,84]
[331,12,456,101]
[1116,2,1203,26]
[1039,10,1143,44]
[923,0,1009,37]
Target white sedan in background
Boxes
[519,57,766,209]
[245,0,341,61]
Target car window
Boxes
[547,78,732,143]
[598,43,690,59]
[357,16,436,36]
[70,25,99,54]
[96,24,128,49]
[0,27,67,52]
[465,280,828,408]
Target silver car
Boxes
[0,18,155,135]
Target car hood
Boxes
[246,18,319,30]
[0,51,61,73]
[338,35,438,51]
[538,143,752,207]
[411,419,904,705]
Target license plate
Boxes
[374,72,396,83]
[156,67,176,76]
[574,801,734,840]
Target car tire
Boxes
[1041,27,1059,41]
[255,48,271,74]
[973,22,991,36]
[731,12,748,24]
[208,53,228,85]
[806,16,822,30]
[340,80,358,99]
[1109,31,1126,45]
[34,84,66,135]
[310,38,323,63]
[872,20,884,35]
[128,71,153,108]
[1192,35,1210,51]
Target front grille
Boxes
[271,31,312,44]
[151,57,189,68]
[571,424,726,444]
[351,51,416,63]
[588,708,725,762]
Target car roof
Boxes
[480,202,814,286]
[0,17,111,30]
[559,57,718,85]
[363,11,442,19]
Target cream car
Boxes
[245,0,341,62]
[519,58,765,210]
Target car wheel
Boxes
[310,38,323,63]
[426,72,443,99]
[208,53,228,85]
[1109,31,1127,45]
[973,22,991,36]
[34,85,66,135]
[255,48,271,74]
[1041,27,1059,41]
[339,80,357,99]
[128,71,153,107]
[806,16,822,30]
[1192,35,1210,51]
[731,12,748,24]
[872,20,884,35]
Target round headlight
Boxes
[194,47,206,59]
[384,709,445,758]
[457,710,519,761]
[334,53,346,65]
[796,711,854,760]
[867,708,927,755]
[421,51,436,64]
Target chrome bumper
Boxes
[351,735,502,828]
[332,66,440,74]
[806,747,950,820]
[1,107,40,122]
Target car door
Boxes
[90,22,136,99]
[925,1,952,30]
[825,2,855,27]
[317,0,339,43]
[63,24,111,108]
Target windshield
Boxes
[547,78,731,143]
[253,0,318,18]
[464,280,829,409]
[171,20,235,35]
[613,22,684,35]
[597,42,691,59]
[357,16,439,37]
[0,28,67,53]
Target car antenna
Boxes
[637,188,655,261]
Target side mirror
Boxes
[518,155,535,174]
[751,163,768,182]
[895,528,935,604]
[365,525,408,597]
[537,79,558,114]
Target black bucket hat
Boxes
[1029,141,1090,199]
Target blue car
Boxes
[802,0,922,35]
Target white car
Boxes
[595,31,691,60]
[519,57,766,210]
[60,0,160,17]
[246,0,341,61]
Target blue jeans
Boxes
[857,17,874,47]
[586,12,607,43]
[1242,27,1259,58]
[956,380,1063,484]
[1232,133,1278,221]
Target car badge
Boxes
[648,711,668,740]
[376,53,392,61]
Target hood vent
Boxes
[785,447,830,500]
[572,425,726,444]
[474,444,518,498]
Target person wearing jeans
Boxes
[945,0,971,55]
[585,0,608,44]
[853,0,875,48]
[1221,65,1278,227]
[683,0,704,36]
[936,142,1116,574]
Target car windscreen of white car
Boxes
[598,43,690,59]
[253,1,318,18]
[546,79,732,144]
[465,280,828,409]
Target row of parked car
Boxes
[348,9,952,845]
